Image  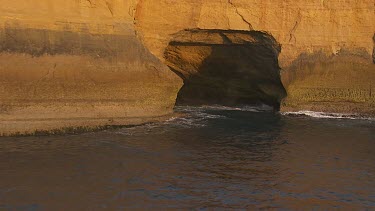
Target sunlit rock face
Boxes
[281,49,375,115]
[0,0,182,136]
[0,0,374,136]
[135,0,375,116]
[164,29,286,108]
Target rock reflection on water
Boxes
[0,106,374,210]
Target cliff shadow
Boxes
[164,29,287,109]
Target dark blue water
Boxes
[0,106,374,210]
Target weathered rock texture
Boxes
[1,0,374,135]
[0,0,182,135]
[135,0,375,115]
[165,29,286,107]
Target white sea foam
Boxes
[169,104,275,128]
[282,110,374,120]
[167,105,237,128]
[175,104,273,113]
[201,105,273,112]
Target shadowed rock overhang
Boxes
[164,29,287,109]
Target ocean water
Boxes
[0,106,374,210]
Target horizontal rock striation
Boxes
[135,0,375,116]
[1,0,374,135]
[281,49,375,115]
[0,0,182,136]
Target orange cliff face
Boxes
[135,0,375,115]
[0,0,374,135]
[0,0,182,136]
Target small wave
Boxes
[113,123,160,135]
[167,117,208,128]
[282,110,374,120]
[166,106,238,128]
[166,112,225,128]
[175,104,273,113]
[169,104,274,128]
[202,105,273,112]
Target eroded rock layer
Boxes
[0,0,182,135]
[135,0,375,115]
[1,0,374,135]
[164,29,286,107]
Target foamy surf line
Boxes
[282,110,375,120]
[202,105,274,112]
[175,104,274,113]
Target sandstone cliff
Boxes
[0,0,374,135]
[0,0,182,135]
[135,0,375,115]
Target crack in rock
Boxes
[86,0,97,8]
[228,0,253,30]
[289,10,302,44]
[105,0,114,16]
[372,33,375,64]
[127,0,138,19]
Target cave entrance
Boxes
[164,29,286,109]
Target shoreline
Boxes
[0,113,184,137]
[1,106,374,137]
